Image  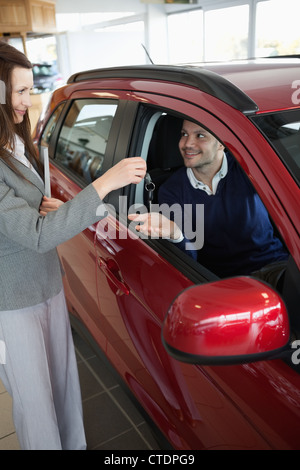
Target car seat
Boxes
[145,114,183,207]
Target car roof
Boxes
[68,59,300,115]
[202,59,300,114]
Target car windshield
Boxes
[252,109,300,186]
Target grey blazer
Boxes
[0,157,104,310]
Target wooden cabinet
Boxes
[0,0,56,33]
[30,1,56,32]
[0,1,29,32]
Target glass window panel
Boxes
[40,103,65,147]
[252,109,300,186]
[256,0,300,57]
[167,9,203,64]
[204,5,249,62]
[55,99,118,184]
[95,21,145,66]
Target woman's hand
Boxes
[40,158,146,215]
[128,212,182,240]
[39,196,64,216]
[92,157,146,200]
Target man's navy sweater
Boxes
[158,154,288,278]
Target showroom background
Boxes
[13,0,300,86]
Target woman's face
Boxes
[11,67,33,124]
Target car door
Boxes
[96,87,300,450]
[39,93,125,350]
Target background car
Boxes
[32,63,64,93]
[34,61,300,450]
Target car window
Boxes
[40,103,65,147]
[251,109,300,186]
[55,99,118,184]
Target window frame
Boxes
[53,98,119,186]
[40,97,130,190]
[251,109,300,187]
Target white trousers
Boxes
[0,289,86,450]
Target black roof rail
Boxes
[67,65,259,115]
[264,54,300,59]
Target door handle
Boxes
[98,257,130,296]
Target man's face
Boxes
[179,120,223,171]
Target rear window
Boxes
[54,99,118,185]
[252,109,300,186]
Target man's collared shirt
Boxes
[171,153,228,243]
[186,152,228,195]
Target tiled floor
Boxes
[0,330,161,450]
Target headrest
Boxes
[148,115,183,170]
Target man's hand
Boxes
[128,212,182,240]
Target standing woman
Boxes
[0,41,146,450]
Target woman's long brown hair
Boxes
[0,40,43,178]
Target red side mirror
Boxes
[162,277,290,365]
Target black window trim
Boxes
[40,97,131,189]
[251,109,300,187]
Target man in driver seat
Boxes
[130,120,288,290]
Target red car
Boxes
[34,60,300,450]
